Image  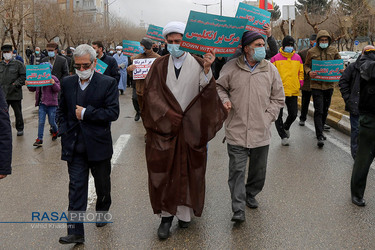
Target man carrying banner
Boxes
[304,30,342,148]
[217,30,284,223]
[92,41,120,84]
[0,44,26,136]
[142,21,227,240]
[127,37,159,117]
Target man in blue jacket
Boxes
[0,87,12,179]
[56,44,119,244]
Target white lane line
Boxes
[87,134,131,209]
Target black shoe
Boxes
[317,137,324,148]
[324,124,330,131]
[178,220,190,228]
[134,113,140,121]
[352,196,366,207]
[299,120,305,126]
[96,222,107,227]
[120,89,124,95]
[322,135,327,140]
[17,130,24,136]
[157,216,173,240]
[33,139,43,147]
[246,196,259,209]
[231,211,245,223]
[59,234,84,244]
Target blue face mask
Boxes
[35,51,40,54]
[167,44,184,58]
[284,46,294,53]
[48,51,55,57]
[139,47,145,54]
[251,47,266,62]
[319,43,329,49]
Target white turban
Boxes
[162,21,186,38]
[116,45,123,50]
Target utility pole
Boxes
[193,2,219,14]
[220,0,222,16]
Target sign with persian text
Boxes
[311,59,344,82]
[180,11,247,57]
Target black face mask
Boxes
[153,48,158,53]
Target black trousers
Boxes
[67,152,112,236]
[7,100,24,131]
[132,87,140,114]
[300,90,312,122]
[351,114,375,199]
[311,88,333,138]
[275,96,298,139]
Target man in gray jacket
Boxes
[217,30,284,223]
[0,44,26,136]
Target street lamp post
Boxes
[193,2,219,14]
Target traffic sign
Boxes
[354,40,359,46]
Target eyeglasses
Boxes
[73,62,93,70]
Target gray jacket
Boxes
[217,55,285,148]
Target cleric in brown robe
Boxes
[141,21,227,240]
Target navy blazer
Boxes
[0,87,12,175]
[101,53,120,83]
[56,72,119,162]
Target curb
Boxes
[297,97,351,136]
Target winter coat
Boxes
[270,48,304,97]
[0,59,26,101]
[0,87,12,175]
[358,52,375,115]
[217,55,285,148]
[339,55,361,115]
[304,30,341,90]
[27,75,60,107]
[298,47,312,91]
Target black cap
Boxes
[310,34,317,41]
[1,44,13,52]
[282,36,295,48]
[140,38,153,50]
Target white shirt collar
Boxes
[171,52,187,69]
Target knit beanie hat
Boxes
[282,36,295,47]
[140,38,153,50]
[241,31,264,48]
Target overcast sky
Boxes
[109,0,296,28]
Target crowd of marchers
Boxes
[0,21,374,245]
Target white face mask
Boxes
[75,66,94,80]
[116,51,122,55]
[3,53,12,60]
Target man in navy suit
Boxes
[0,87,12,179]
[56,44,119,244]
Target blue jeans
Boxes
[350,114,359,160]
[38,104,58,140]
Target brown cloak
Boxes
[142,54,227,216]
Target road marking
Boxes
[87,134,131,209]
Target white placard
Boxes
[133,58,156,80]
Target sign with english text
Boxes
[311,59,344,82]
[180,11,247,57]
[26,64,52,87]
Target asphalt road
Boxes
[1,87,375,249]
